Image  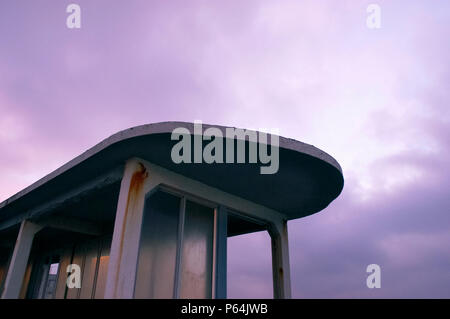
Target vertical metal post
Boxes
[173,196,186,299]
[270,219,291,299]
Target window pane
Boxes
[0,247,12,296]
[43,261,59,299]
[94,237,111,299]
[180,201,214,299]
[55,248,72,299]
[49,263,59,275]
[135,191,180,298]
[80,242,99,299]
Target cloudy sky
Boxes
[1,1,449,298]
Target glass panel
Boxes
[134,191,180,298]
[0,248,11,296]
[55,248,73,299]
[180,200,214,299]
[35,255,61,299]
[80,242,99,299]
[49,263,59,275]
[94,237,111,299]
[43,261,59,299]
[36,263,50,299]
[0,264,5,295]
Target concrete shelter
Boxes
[0,122,343,299]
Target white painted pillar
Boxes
[104,159,149,299]
[270,220,291,299]
[1,220,42,299]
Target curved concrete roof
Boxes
[0,122,344,223]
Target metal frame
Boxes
[147,187,220,299]
[173,196,186,299]
[211,207,218,299]
[140,182,274,299]
[118,158,290,299]
[104,157,291,299]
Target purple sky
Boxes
[1,1,449,298]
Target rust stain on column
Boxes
[114,162,148,297]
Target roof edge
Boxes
[0,121,343,211]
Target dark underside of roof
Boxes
[0,132,344,233]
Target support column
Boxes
[214,206,227,299]
[1,220,42,299]
[270,219,291,299]
[104,159,149,299]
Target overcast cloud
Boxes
[0,0,449,298]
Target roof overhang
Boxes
[0,122,344,226]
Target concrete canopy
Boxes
[0,122,344,228]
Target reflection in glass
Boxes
[43,261,59,299]
[94,238,111,299]
[135,191,180,298]
[180,200,214,299]
[80,243,99,299]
